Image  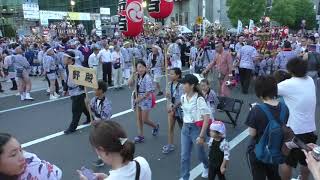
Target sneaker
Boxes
[50,95,58,100]
[54,92,60,98]
[152,124,160,136]
[46,88,50,93]
[0,89,4,93]
[25,93,34,100]
[20,94,25,101]
[93,159,104,167]
[64,129,76,135]
[157,91,163,96]
[201,168,209,178]
[134,136,145,144]
[10,87,17,91]
[162,144,175,154]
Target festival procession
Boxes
[0,0,320,179]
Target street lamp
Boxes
[142,1,147,8]
[70,0,76,12]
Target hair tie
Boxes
[119,138,128,146]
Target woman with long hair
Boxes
[0,133,62,180]
[179,74,211,180]
[128,61,159,143]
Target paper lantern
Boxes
[148,0,174,20]
[118,0,144,37]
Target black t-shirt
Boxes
[245,102,289,151]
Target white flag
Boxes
[249,19,254,32]
[237,20,243,34]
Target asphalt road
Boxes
[0,74,319,180]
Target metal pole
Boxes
[202,0,206,37]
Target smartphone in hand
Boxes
[81,167,97,180]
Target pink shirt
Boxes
[207,51,233,76]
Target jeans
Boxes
[181,123,208,180]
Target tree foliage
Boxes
[226,0,266,27]
[292,0,316,30]
[271,0,296,28]
[271,0,316,30]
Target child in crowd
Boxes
[259,52,274,76]
[90,80,112,167]
[200,79,219,118]
[208,121,230,180]
[162,67,184,154]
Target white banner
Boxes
[249,19,254,32]
[100,8,111,15]
[237,20,242,35]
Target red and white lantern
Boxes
[148,0,174,20]
[118,0,144,37]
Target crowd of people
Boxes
[0,28,320,180]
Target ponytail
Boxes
[89,121,135,163]
[120,141,135,162]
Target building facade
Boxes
[168,0,232,29]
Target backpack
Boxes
[255,102,293,164]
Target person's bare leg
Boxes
[142,111,156,128]
[168,112,176,145]
[136,108,144,136]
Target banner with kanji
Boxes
[68,65,98,89]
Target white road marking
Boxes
[0,70,190,114]
[21,98,166,148]
[184,128,250,180]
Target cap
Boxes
[210,121,226,136]
[179,74,199,85]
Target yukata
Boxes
[43,54,58,81]
[121,47,132,80]
[147,51,164,83]
[20,151,62,180]
[3,55,16,79]
[71,49,84,65]
[204,89,220,118]
[167,81,184,127]
[90,96,112,121]
[189,46,198,73]
[56,51,66,80]
[136,73,154,111]
[12,54,31,79]
[168,43,182,69]
[274,50,297,71]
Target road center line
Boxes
[21,98,166,148]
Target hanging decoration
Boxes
[118,0,144,37]
[148,0,174,21]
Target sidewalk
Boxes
[0,77,48,98]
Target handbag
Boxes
[194,96,213,127]
[113,58,121,69]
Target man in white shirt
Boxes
[98,44,113,86]
[237,39,258,94]
[88,45,101,80]
[278,57,317,180]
